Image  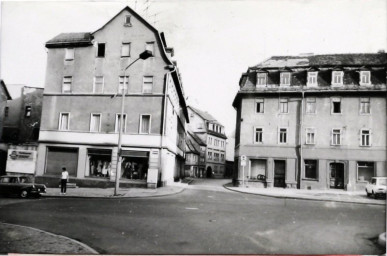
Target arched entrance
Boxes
[206,166,213,178]
[329,162,344,189]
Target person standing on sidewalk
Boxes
[61,167,69,195]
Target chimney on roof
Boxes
[299,53,314,56]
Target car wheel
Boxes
[366,189,371,197]
[20,190,28,198]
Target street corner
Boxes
[0,223,98,254]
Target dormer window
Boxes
[332,71,343,86]
[124,15,132,26]
[360,71,371,86]
[307,72,318,87]
[280,72,291,86]
[256,73,267,86]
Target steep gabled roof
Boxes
[1,80,12,100]
[187,130,206,146]
[189,106,221,125]
[46,32,93,48]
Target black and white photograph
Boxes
[0,0,386,254]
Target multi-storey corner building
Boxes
[0,85,43,175]
[233,53,386,191]
[0,80,12,174]
[187,106,227,178]
[36,7,189,188]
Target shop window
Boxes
[357,162,374,182]
[121,150,149,180]
[86,149,112,178]
[304,160,318,180]
[46,147,78,176]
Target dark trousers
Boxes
[61,179,67,193]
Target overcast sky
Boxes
[1,0,386,134]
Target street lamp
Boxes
[114,50,153,196]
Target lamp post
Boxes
[114,50,153,196]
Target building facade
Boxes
[36,7,188,188]
[187,106,227,178]
[233,53,386,191]
[0,85,43,175]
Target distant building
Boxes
[0,85,43,175]
[0,80,12,174]
[35,6,189,188]
[187,106,227,178]
[233,53,386,191]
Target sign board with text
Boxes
[6,149,36,174]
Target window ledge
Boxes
[302,178,319,181]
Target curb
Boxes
[41,186,186,199]
[223,185,385,206]
[1,222,99,254]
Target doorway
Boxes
[274,160,286,188]
[330,162,344,189]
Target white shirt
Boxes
[61,171,69,180]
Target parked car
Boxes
[365,177,387,198]
[0,175,46,198]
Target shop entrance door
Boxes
[330,163,344,189]
[274,160,286,188]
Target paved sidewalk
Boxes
[43,182,187,198]
[0,222,98,254]
[224,183,386,205]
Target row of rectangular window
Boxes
[207,151,225,161]
[303,160,374,183]
[256,97,371,114]
[59,113,151,134]
[256,70,372,87]
[208,137,225,147]
[62,76,154,94]
[254,127,372,146]
[64,42,154,60]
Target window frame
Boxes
[280,72,291,86]
[356,161,375,182]
[121,42,131,57]
[331,71,344,86]
[96,43,106,58]
[142,76,153,94]
[256,72,267,86]
[360,129,371,147]
[139,114,151,134]
[304,159,318,180]
[331,97,342,114]
[359,97,371,115]
[307,71,318,87]
[359,70,371,86]
[90,113,102,132]
[62,76,72,93]
[118,76,129,93]
[255,98,264,114]
[305,127,316,145]
[65,48,75,61]
[331,128,342,146]
[279,98,289,114]
[305,97,316,114]
[254,127,263,144]
[208,151,212,160]
[93,76,104,94]
[115,113,127,133]
[58,112,70,131]
[278,127,288,144]
[124,15,132,26]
